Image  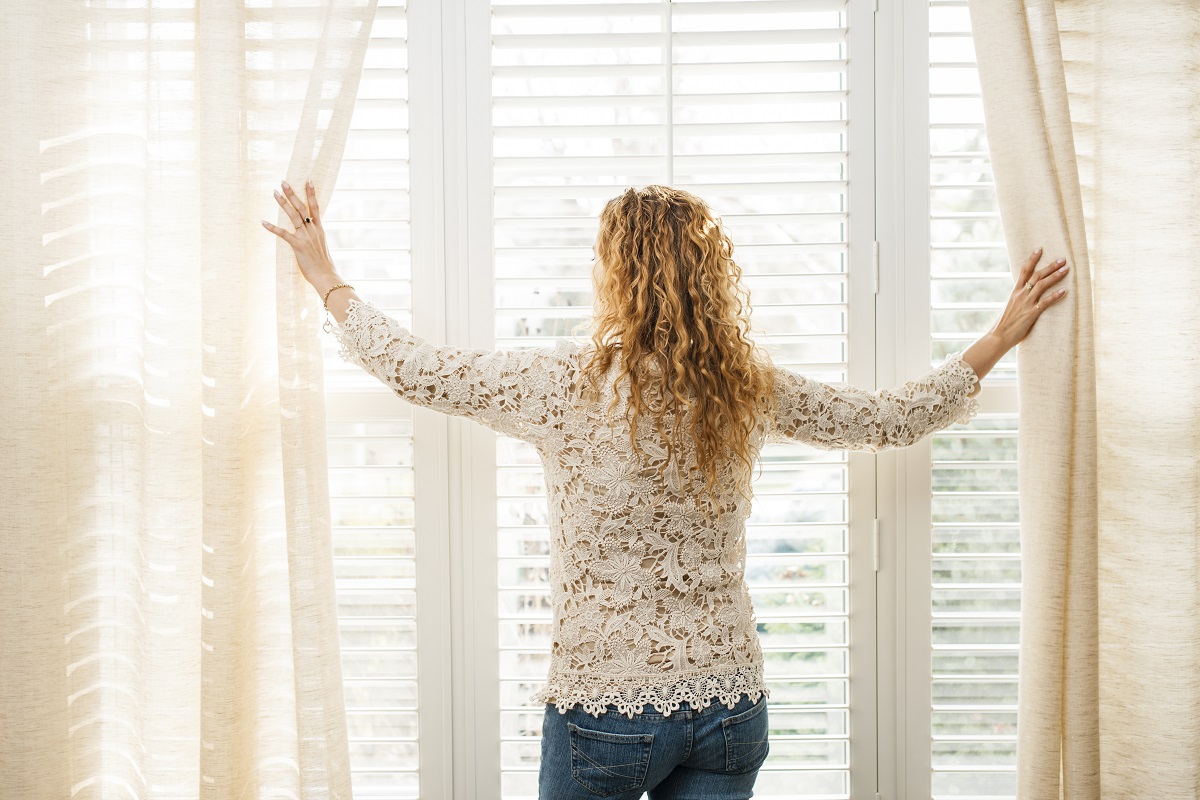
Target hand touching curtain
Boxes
[0,2,378,797]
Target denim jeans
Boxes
[538,693,769,799]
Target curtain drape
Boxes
[0,2,378,797]
[967,2,1200,797]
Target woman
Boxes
[264,180,1068,799]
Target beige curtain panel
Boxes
[0,2,378,797]
[967,1,1200,798]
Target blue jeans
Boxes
[538,694,769,799]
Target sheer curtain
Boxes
[967,1,1200,797]
[0,2,377,797]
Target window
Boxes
[321,1,1022,797]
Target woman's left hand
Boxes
[262,179,337,287]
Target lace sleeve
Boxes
[768,352,981,452]
[330,297,576,443]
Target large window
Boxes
[321,1,1021,797]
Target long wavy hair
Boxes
[580,185,777,498]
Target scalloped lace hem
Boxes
[533,663,770,719]
[943,351,982,425]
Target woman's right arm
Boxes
[768,246,1072,450]
[957,246,1071,385]
[768,354,982,452]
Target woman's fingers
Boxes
[280,180,309,220]
[1017,247,1042,285]
[274,187,305,227]
[1033,257,1068,284]
[1031,259,1069,301]
[261,219,299,247]
[305,179,320,224]
[1036,286,1068,313]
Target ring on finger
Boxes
[1025,281,1034,291]
[1035,300,1041,310]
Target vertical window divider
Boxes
[875,0,940,796]
[409,0,456,795]
[464,0,504,793]
[900,0,936,797]
[846,1,881,797]
[443,0,503,797]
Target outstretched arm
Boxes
[768,353,982,452]
[263,178,573,443]
[329,298,574,442]
[766,244,1075,451]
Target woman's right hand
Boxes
[990,247,1070,347]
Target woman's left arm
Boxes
[768,353,982,452]
[330,297,573,441]
[263,179,572,442]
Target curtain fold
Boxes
[0,2,377,797]
[968,1,1200,797]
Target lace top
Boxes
[331,298,981,718]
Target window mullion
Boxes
[846,0,881,796]
[409,0,456,796]
[442,0,503,798]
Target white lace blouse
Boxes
[332,298,982,718]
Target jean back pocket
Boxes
[721,697,770,773]
[567,722,654,796]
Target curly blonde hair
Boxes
[581,185,777,498]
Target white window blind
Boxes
[489,2,868,798]
[322,3,418,798]
[927,2,1020,797]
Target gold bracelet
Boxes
[321,282,355,334]
[322,282,354,311]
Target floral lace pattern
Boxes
[332,298,981,718]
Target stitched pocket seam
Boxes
[722,700,769,773]
[567,723,653,796]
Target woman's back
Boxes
[533,344,769,719]
[332,297,981,719]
